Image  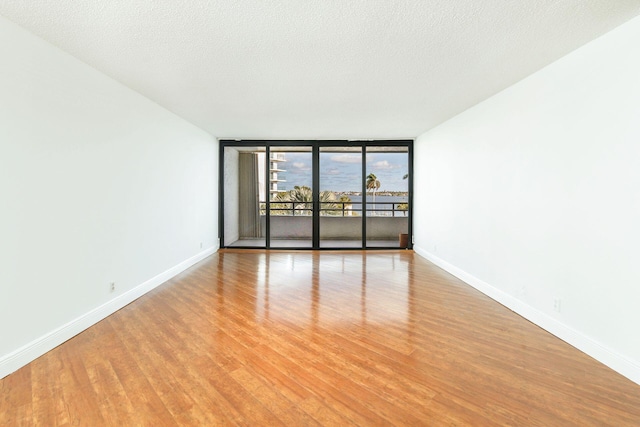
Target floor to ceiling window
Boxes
[220,140,412,250]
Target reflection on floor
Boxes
[228,238,402,248]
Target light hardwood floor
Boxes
[2,250,639,425]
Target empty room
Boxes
[1,1,640,425]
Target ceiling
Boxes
[1,1,639,140]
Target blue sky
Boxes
[279,152,408,192]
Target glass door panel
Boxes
[319,146,363,248]
[365,146,409,248]
[223,146,266,248]
[268,146,313,248]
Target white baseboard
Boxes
[413,245,640,386]
[0,246,218,379]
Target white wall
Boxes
[0,16,218,377]
[414,16,640,384]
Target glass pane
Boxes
[319,146,363,248]
[223,146,266,247]
[365,146,409,248]
[268,146,313,248]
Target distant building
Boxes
[269,152,286,196]
[257,152,286,201]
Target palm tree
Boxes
[366,173,381,215]
[275,186,337,215]
[288,185,313,213]
[319,191,338,215]
[338,194,352,216]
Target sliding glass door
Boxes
[365,145,410,248]
[319,146,363,248]
[268,146,313,248]
[220,140,412,250]
[222,145,266,248]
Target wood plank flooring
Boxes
[2,250,640,426]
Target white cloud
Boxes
[330,154,361,164]
[372,160,392,169]
[324,168,341,175]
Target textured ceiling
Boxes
[1,1,639,139]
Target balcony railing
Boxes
[261,201,409,217]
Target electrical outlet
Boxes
[200,242,203,249]
[110,282,116,293]
[553,298,562,313]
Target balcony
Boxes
[252,201,410,248]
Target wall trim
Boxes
[413,245,640,386]
[0,246,218,379]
